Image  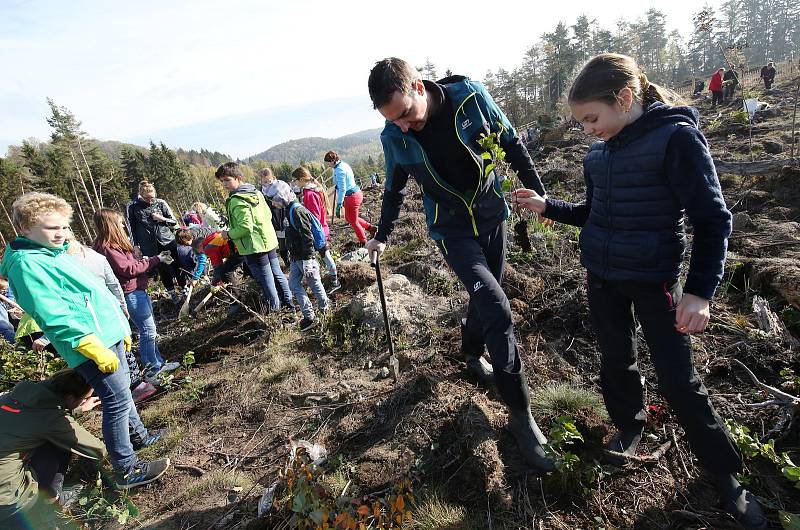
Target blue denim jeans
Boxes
[125,290,164,376]
[289,259,329,320]
[75,340,147,473]
[244,252,280,311]
[267,249,294,308]
[0,304,15,343]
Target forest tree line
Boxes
[2,2,797,244]
[421,3,799,125]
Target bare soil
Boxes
[75,76,800,530]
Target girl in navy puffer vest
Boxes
[513,54,764,530]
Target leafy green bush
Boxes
[0,341,66,392]
[726,419,800,490]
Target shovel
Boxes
[179,283,194,318]
[371,253,399,381]
[191,286,218,314]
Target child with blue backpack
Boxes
[292,167,340,293]
[265,178,329,331]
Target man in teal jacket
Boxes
[366,58,553,471]
[0,192,169,489]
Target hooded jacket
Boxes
[376,76,545,243]
[284,201,316,261]
[226,184,279,255]
[0,238,131,367]
[543,103,732,299]
[301,185,330,240]
[126,197,178,256]
[0,380,105,510]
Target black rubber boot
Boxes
[713,473,767,530]
[604,428,643,465]
[494,367,556,472]
[460,319,493,385]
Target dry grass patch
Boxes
[259,351,309,385]
[412,491,479,530]
[530,382,608,420]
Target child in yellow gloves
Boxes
[0,192,170,490]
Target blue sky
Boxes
[1,0,698,158]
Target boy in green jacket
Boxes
[215,162,293,312]
[0,192,169,490]
[0,369,104,528]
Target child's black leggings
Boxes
[586,271,742,474]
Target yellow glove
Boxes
[124,336,132,352]
[75,334,119,374]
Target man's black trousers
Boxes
[438,222,525,409]
[586,271,742,474]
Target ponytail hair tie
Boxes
[639,73,650,93]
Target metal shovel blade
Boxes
[179,284,194,318]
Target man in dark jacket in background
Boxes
[365,57,554,471]
[760,62,776,89]
[126,181,183,304]
[723,66,739,101]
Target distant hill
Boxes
[248,128,383,165]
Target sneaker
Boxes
[328,278,342,294]
[131,381,157,403]
[115,458,170,490]
[132,428,171,450]
[299,317,317,331]
[158,361,181,373]
[57,484,84,509]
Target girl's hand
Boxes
[512,189,547,214]
[675,293,710,334]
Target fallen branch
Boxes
[732,359,800,406]
[713,159,787,175]
[732,358,800,440]
[602,437,674,464]
[215,284,267,326]
[174,463,206,476]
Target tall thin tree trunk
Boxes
[791,81,799,162]
[69,149,96,213]
[76,137,102,209]
[70,179,93,241]
[0,201,18,237]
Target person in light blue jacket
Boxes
[324,150,376,243]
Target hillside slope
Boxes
[249,128,383,165]
[59,76,800,530]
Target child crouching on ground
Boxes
[265,184,329,331]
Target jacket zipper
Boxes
[453,93,483,236]
[603,150,614,278]
[418,145,478,236]
[85,295,102,333]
